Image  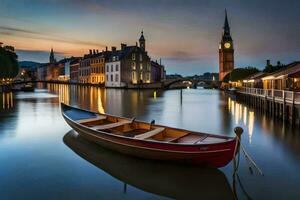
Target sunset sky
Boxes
[1,0,300,75]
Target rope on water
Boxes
[240,143,264,176]
[234,127,264,176]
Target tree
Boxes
[0,45,19,79]
[223,67,259,83]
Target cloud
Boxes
[0,26,107,48]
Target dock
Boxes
[237,87,300,125]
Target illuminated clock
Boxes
[224,42,231,48]
[219,44,221,49]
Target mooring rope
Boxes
[238,137,264,176]
[234,127,264,176]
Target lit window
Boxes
[140,63,143,70]
[140,72,143,80]
[132,62,136,70]
[132,53,135,60]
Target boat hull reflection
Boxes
[63,131,234,200]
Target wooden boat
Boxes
[63,130,235,199]
[61,103,242,168]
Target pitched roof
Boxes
[244,72,267,80]
[262,61,300,80]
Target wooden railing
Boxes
[239,87,300,105]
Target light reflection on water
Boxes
[1,83,300,199]
[1,92,13,110]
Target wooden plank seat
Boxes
[134,127,165,140]
[167,132,192,143]
[92,120,132,130]
[76,115,106,124]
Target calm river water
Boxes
[0,83,300,199]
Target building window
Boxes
[106,65,109,72]
[140,72,143,81]
[147,63,150,71]
[116,64,119,71]
[146,73,150,81]
[140,63,143,70]
[116,74,119,82]
[132,62,136,70]
[132,71,136,83]
[111,65,113,72]
[111,74,113,82]
[132,53,135,60]
[140,54,142,61]
[106,75,109,81]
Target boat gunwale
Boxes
[61,103,237,147]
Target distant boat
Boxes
[225,87,238,97]
[63,131,235,199]
[21,83,34,92]
[61,103,242,168]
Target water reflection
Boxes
[227,97,255,143]
[0,92,13,110]
[63,130,234,200]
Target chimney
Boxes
[111,46,116,52]
[106,46,108,52]
[96,50,99,54]
[93,49,96,54]
[266,59,270,66]
[121,43,127,50]
[89,49,92,55]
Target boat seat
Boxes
[92,120,131,130]
[76,115,107,124]
[134,127,165,140]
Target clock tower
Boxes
[219,10,234,81]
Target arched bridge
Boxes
[163,78,220,89]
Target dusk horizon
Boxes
[1,0,300,75]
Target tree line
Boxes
[0,44,19,79]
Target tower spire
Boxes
[49,47,56,63]
[223,9,230,36]
[139,30,145,51]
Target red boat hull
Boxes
[62,114,237,168]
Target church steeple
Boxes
[139,30,145,51]
[49,48,56,63]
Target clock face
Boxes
[224,42,231,48]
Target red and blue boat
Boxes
[61,103,242,168]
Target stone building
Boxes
[79,48,111,84]
[151,60,165,82]
[105,32,151,88]
[70,58,81,83]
